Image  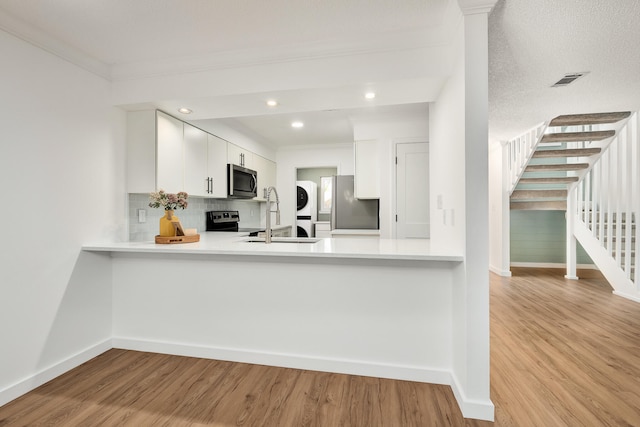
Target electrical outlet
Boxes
[250,209,255,217]
[138,209,146,223]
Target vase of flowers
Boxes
[149,190,188,237]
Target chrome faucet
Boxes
[265,186,280,244]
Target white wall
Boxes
[0,29,126,405]
[429,48,466,253]
[111,254,454,385]
[276,144,354,230]
[428,11,493,421]
[352,114,429,238]
[488,140,510,275]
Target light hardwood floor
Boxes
[1,268,639,426]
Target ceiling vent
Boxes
[551,72,589,87]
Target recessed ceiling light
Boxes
[266,100,278,107]
[365,92,376,99]
[291,121,304,128]
[178,107,192,114]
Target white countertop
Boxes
[330,229,381,235]
[83,233,462,262]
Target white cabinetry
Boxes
[253,154,277,201]
[354,139,380,199]
[127,110,228,196]
[156,111,184,192]
[183,123,208,196]
[127,110,156,193]
[228,143,253,169]
[207,134,228,198]
[314,221,331,238]
[184,124,228,198]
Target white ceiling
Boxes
[0,0,456,148]
[0,0,450,65]
[1,0,638,147]
[195,103,430,147]
[489,0,640,143]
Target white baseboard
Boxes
[510,262,598,270]
[113,337,451,384]
[0,339,112,407]
[450,372,495,421]
[0,337,495,422]
[489,264,512,276]
[613,290,640,303]
[114,337,493,420]
[113,338,495,422]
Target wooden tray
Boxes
[155,234,200,244]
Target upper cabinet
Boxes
[127,110,229,196]
[227,143,253,169]
[183,122,208,196]
[207,134,228,198]
[127,110,273,199]
[253,154,277,201]
[156,112,184,192]
[354,139,381,199]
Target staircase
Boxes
[508,112,630,210]
[505,111,640,302]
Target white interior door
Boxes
[396,142,430,239]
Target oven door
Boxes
[227,164,257,198]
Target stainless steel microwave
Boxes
[227,164,258,198]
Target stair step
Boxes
[549,112,631,127]
[541,130,615,143]
[510,200,567,210]
[525,163,589,172]
[511,189,568,199]
[518,177,579,184]
[532,147,602,158]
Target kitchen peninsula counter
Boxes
[81,234,474,417]
[83,233,462,262]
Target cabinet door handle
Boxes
[210,177,213,194]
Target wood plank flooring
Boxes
[1,268,640,426]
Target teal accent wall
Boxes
[511,210,593,264]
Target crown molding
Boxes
[457,0,498,15]
[0,9,111,79]
[0,4,463,83]
[110,26,451,82]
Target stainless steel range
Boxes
[206,210,262,234]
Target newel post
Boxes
[565,186,578,280]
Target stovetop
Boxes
[206,210,240,232]
[206,210,263,234]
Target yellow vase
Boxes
[159,210,180,237]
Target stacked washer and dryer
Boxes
[296,180,317,237]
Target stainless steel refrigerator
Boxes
[331,175,379,230]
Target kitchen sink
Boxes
[244,237,321,244]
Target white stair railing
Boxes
[505,121,549,194]
[569,112,640,301]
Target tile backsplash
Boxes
[128,194,263,241]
